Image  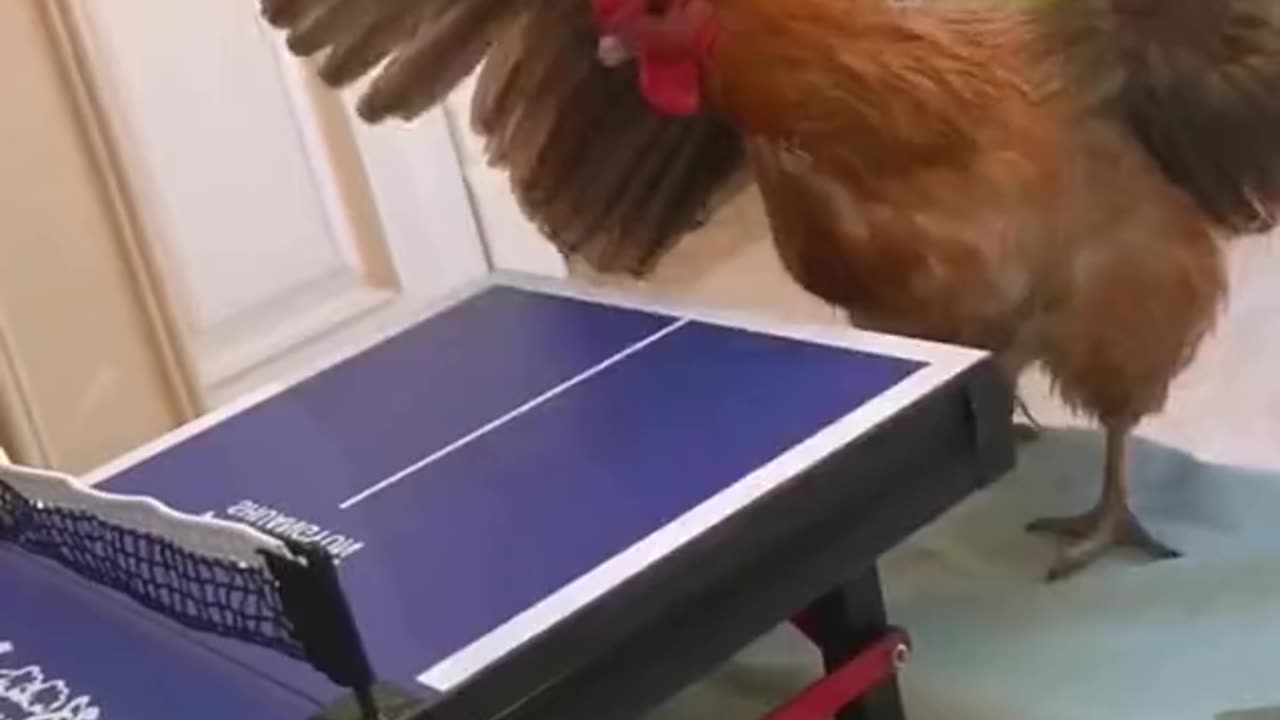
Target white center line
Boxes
[338,319,691,510]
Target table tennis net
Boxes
[0,461,375,696]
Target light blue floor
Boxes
[653,427,1280,719]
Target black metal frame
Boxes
[402,356,1015,720]
[261,539,386,720]
[800,568,906,720]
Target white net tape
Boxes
[0,460,307,661]
[0,462,286,567]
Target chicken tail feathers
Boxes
[261,0,745,275]
[1038,0,1280,235]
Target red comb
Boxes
[590,0,718,116]
[592,0,638,28]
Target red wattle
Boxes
[638,55,703,116]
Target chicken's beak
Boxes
[598,35,634,67]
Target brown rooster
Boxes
[258,0,1280,580]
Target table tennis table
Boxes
[1,273,1015,720]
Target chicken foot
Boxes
[1025,423,1180,581]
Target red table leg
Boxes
[775,567,909,720]
[763,628,910,720]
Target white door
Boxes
[0,1,579,470]
[58,0,565,409]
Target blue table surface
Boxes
[3,284,929,715]
[1,546,316,719]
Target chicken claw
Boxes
[1025,423,1180,582]
[1027,507,1181,582]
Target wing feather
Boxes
[1037,0,1280,234]
[260,0,746,274]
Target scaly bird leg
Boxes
[1026,423,1180,581]
[999,357,1041,444]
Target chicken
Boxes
[257,0,1280,580]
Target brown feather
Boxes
[1035,0,1280,233]
[358,0,527,122]
[698,0,1227,431]
[261,0,746,275]
[260,0,311,28]
[317,10,421,86]
[285,0,407,56]
[469,17,531,143]
[706,0,1041,178]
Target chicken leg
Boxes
[1026,423,1180,581]
[1013,394,1043,444]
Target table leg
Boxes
[798,566,906,720]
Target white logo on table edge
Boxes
[0,641,101,720]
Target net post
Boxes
[260,538,420,720]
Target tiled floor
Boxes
[574,186,1280,472]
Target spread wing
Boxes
[1036,0,1280,234]
[260,0,746,273]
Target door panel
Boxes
[0,1,573,471]
[73,0,351,330]
[62,0,494,404]
[0,0,191,472]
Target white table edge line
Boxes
[412,358,966,691]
